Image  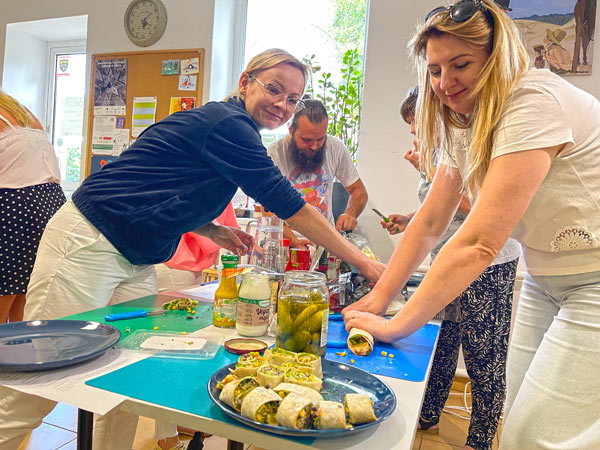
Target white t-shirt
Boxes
[442,68,600,275]
[0,113,61,188]
[268,135,360,224]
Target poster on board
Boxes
[94,59,128,115]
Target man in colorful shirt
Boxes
[268,99,368,248]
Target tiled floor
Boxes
[16,384,501,450]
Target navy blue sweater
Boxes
[73,98,304,265]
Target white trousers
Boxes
[0,201,177,449]
[155,263,203,292]
[501,270,600,449]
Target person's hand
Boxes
[381,214,410,235]
[342,290,388,316]
[207,226,253,255]
[290,237,312,250]
[343,310,394,343]
[404,140,421,171]
[335,213,357,232]
[354,259,385,283]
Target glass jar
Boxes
[276,271,329,356]
[236,272,271,337]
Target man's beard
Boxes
[290,136,326,173]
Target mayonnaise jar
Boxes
[236,272,271,336]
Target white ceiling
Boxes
[8,15,87,42]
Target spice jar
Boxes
[236,271,271,337]
[276,271,329,356]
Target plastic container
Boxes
[276,271,329,356]
[116,330,223,359]
[213,254,239,328]
[236,271,271,336]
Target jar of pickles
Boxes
[276,271,329,356]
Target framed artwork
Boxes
[508,0,596,75]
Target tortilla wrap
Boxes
[284,368,322,391]
[344,393,377,424]
[265,347,297,365]
[314,400,346,430]
[232,377,260,411]
[295,352,323,377]
[272,382,323,404]
[347,328,374,356]
[275,392,314,429]
[219,379,241,408]
[256,364,285,388]
[240,387,282,424]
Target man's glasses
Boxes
[425,0,491,23]
[249,74,305,111]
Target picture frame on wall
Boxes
[508,0,596,75]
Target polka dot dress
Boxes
[0,182,66,295]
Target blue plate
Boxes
[207,359,396,437]
[0,320,121,371]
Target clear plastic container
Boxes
[276,271,329,356]
[116,330,223,359]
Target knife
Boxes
[372,208,401,233]
[104,310,166,322]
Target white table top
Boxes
[0,324,437,450]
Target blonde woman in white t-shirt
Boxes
[344,1,600,449]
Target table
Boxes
[0,292,439,450]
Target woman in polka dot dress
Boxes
[0,90,66,323]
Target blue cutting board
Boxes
[86,348,316,445]
[325,320,439,382]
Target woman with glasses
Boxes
[344,1,600,449]
[0,48,384,450]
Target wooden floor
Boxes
[17,381,501,450]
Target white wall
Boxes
[0,0,217,108]
[3,26,48,116]
[357,0,600,262]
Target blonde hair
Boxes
[409,0,529,197]
[0,90,34,128]
[226,48,310,101]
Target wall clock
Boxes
[124,0,168,47]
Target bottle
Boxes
[277,271,329,356]
[278,238,290,273]
[213,254,239,328]
[327,256,338,280]
[236,271,271,336]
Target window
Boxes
[47,45,86,197]
[245,0,367,160]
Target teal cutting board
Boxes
[86,348,316,445]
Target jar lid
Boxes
[283,270,326,285]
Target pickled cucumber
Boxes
[292,305,318,330]
[307,310,323,332]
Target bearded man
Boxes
[268,99,368,248]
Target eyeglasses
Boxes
[249,74,305,111]
[425,0,492,23]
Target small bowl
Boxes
[224,338,268,355]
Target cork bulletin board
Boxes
[85,48,204,177]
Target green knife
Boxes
[372,208,401,233]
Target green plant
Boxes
[304,48,364,162]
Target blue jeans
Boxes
[501,270,600,449]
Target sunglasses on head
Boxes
[425,0,492,23]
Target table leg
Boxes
[227,440,244,450]
[77,408,94,450]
